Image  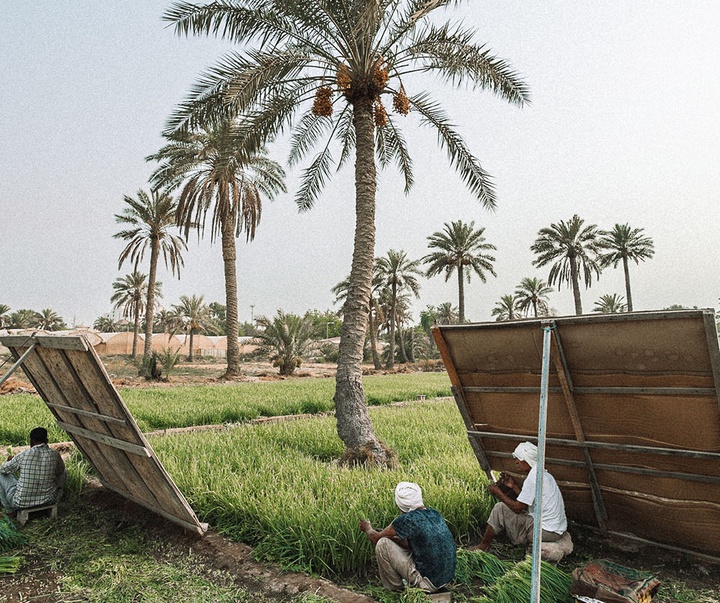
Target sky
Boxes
[2,1,719,328]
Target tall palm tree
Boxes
[531,215,603,316]
[423,220,497,323]
[164,0,528,464]
[515,277,552,318]
[491,294,520,321]
[375,250,422,369]
[435,302,459,325]
[37,309,66,331]
[111,272,149,357]
[148,122,286,379]
[114,189,186,373]
[598,223,654,312]
[170,294,212,362]
[594,293,627,314]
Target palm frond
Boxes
[411,92,496,209]
[295,145,335,212]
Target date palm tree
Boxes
[164,0,528,464]
[7,309,41,330]
[169,294,212,362]
[0,304,11,329]
[114,189,186,373]
[598,223,654,312]
[435,302,459,325]
[491,294,520,321]
[255,310,316,376]
[423,220,497,323]
[111,271,149,358]
[531,215,603,316]
[594,293,627,314]
[148,121,286,379]
[93,314,119,333]
[515,276,552,318]
[375,250,422,369]
[36,309,66,331]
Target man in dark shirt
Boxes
[360,481,456,592]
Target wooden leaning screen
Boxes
[433,309,720,558]
[1,333,207,535]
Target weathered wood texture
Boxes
[433,309,720,556]
[0,334,207,535]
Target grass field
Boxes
[0,372,452,445]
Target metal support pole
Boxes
[530,325,553,603]
[0,340,38,389]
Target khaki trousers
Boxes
[375,538,440,593]
[487,502,563,546]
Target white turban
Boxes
[395,482,424,512]
[513,442,538,467]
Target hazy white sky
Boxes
[2,1,719,327]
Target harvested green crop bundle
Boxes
[478,556,573,603]
[0,517,28,554]
[0,555,23,574]
[455,548,513,586]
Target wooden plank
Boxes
[1,334,88,351]
[45,402,128,425]
[702,310,720,414]
[58,422,150,457]
[469,430,720,460]
[464,386,716,396]
[550,326,608,532]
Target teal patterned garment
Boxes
[392,508,456,587]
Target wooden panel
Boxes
[433,309,720,557]
[0,334,206,535]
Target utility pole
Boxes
[250,305,255,323]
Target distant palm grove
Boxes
[2,1,684,465]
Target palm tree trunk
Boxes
[221,215,241,377]
[386,283,397,369]
[397,320,408,363]
[368,304,382,370]
[132,297,140,358]
[623,256,633,312]
[570,258,583,315]
[188,329,195,362]
[141,238,160,374]
[334,98,389,465]
[457,263,466,323]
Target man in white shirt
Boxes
[477,442,567,551]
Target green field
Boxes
[0,372,452,445]
[1,373,715,602]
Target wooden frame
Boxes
[1,333,207,535]
[433,309,720,558]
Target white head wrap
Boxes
[513,442,538,467]
[394,481,424,512]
